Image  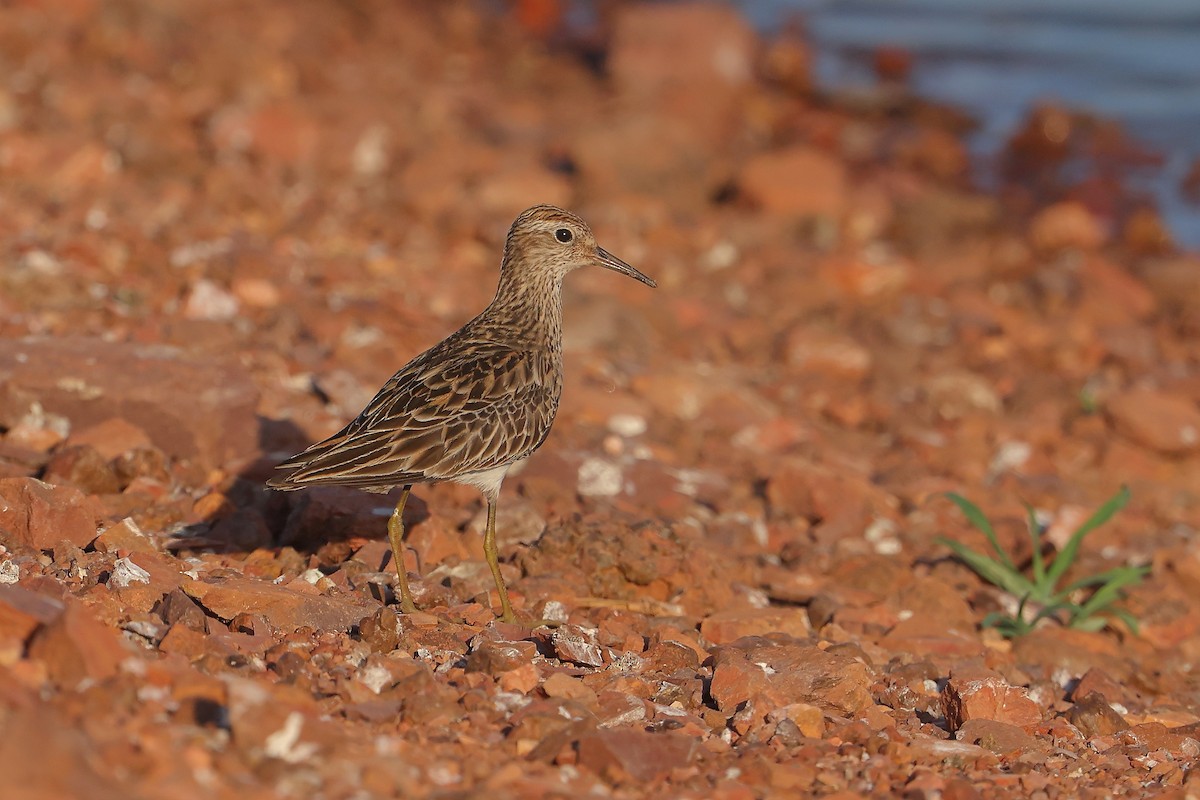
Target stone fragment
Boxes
[93,517,158,555]
[1066,693,1129,737]
[0,584,64,644]
[27,601,131,688]
[955,719,1043,757]
[0,338,260,471]
[543,671,598,705]
[700,608,811,645]
[710,636,873,717]
[551,626,605,667]
[738,147,847,218]
[1028,201,1106,252]
[279,486,399,551]
[0,477,103,550]
[182,575,374,632]
[65,418,155,460]
[466,637,539,675]
[0,704,128,800]
[942,666,1042,733]
[41,444,121,494]
[1106,388,1200,455]
[576,729,697,783]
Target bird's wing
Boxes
[269,340,558,489]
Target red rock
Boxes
[93,517,159,555]
[1065,692,1129,737]
[738,146,847,218]
[1105,388,1200,455]
[551,625,605,667]
[466,637,539,675]
[956,719,1043,757]
[0,338,260,472]
[182,575,375,632]
[0,703,128,800]
[0,584,64,645]
[41,444,121,494]
[0,477,103,550]
[710,637,873,717]
[279,485,401,551]
[64,418,154,461]
[942,665,1043,733]
[1028,201,1106,252]
[700,608,811,645]
[576,728,697,783]
[27,600,131,688]
[543,671,598,705]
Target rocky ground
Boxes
[1,1,1199,797]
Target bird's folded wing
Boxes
[269,341,556,488]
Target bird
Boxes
[268,205,657,622]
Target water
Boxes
[737,0,1200,247]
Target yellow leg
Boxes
[483,497,516,623]
[386,486,417,614]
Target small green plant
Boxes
[936,487,1148,637]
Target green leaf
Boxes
[1061,564,1150,595]
[1022,501,1047,588]
[1043,487,1131,587]
[1110,608,1141,635]
[1071,615,1109,632]
[1075,570,1147,619]
[944,493,1017,570]
[935,536,1035,597]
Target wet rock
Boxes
[182,575,374,633]
[1105,388,1200,455]
[0,338,260,472]
[942,666,1042,733]
[576,728,698,784]
[0,477,103,550]
[710,636,873,717]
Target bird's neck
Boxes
[485,270,564,351]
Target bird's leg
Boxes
[387,486,418,614]
[483,496,516,623]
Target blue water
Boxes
[738,0,1200,247]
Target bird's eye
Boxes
[555,228,573,243]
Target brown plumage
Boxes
[269,205,656,622]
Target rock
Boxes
[956,719,1043,757]
[1028,201,1106,252]
[542,671,598,705]
[27,600,131,688]
[551,625,606,668]
[466,637,539,675]
[700,608,811,645]
[182,575,374,633]
[41,444,121,494]
[93,517,159,555]
[942,666,1042,733]
[0,338,260,472]
[0,477,103,550]
[279,486,400,551]
[738,146,847,218]
[576,728,698,783]
[1106,389,1200,455]
[66,418,155,461]
[0,584,64,645]
[1066,693,1129,737]
[0,703,128,800]
[710,636,873,717]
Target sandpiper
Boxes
[269,205,656,622]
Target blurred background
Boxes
[734,0,1200,246]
